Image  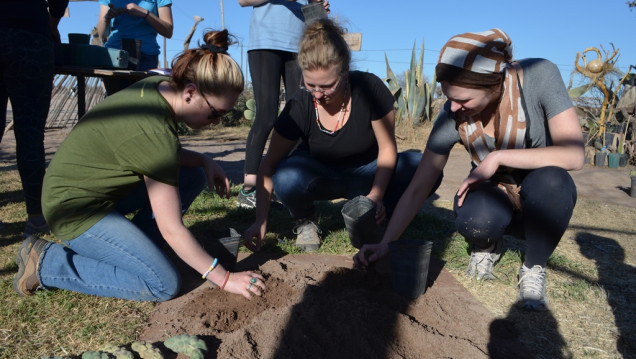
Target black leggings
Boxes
[0,28,53,215]
[244,50,301,175]
[454,166,577,267]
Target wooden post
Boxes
[220,0,225,29]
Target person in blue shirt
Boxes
[97,0,173,95]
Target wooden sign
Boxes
[344,33,362,51]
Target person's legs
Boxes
[454,182,512,280]
[0,29,53,235]
[281,52,301,102]
[272,150,346,251]
[273,150,346,220]
[115,167,206,243]
[515,166,577,311]
[38,211,181,301]
[242,51,287,194]
[518,166,577,266]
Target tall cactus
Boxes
[385,40,434,125]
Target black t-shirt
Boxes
[275,71,394,166]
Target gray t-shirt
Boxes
[426,58,573,155]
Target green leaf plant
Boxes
[384,40,435,126]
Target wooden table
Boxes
[54,66,153,118]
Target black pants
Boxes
[0,28,52,215]
[244,50,301,175]
[454,166,577,267]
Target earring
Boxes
[186,97,191,103]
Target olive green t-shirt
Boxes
[42,76,180,240]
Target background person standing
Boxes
[97,0,173,95]
[0,0,69,237]
[237,0,330,208]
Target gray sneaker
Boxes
[516,265,549,311]
[466,238,503,280]
[292,219,322,252]
[236,187,257,209]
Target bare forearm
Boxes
[380,149,448,244]
[162,226,228,285]
[490,145,584,172]
[369,150,397,200]
[145,10,173,38]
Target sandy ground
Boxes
[1,127,635,358]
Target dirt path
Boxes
[1,128,634,208]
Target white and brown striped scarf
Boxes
[457,62,526,166]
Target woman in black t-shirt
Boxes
[244,19,434,253]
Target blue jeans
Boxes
[272,150,429,220]
[38,167,205,301]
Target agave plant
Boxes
[384,40,435,125]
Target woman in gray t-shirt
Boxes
[355,29,584,312]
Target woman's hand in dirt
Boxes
[243,222,265,252]
[224,271,266,299]
[353,242,389,269]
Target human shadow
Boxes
[488,307,566,358]
[575,233,636,357]
[270,261,434,358]
[267,197,516,358]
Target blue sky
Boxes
[60,0,636,87]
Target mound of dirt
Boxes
[139,253,533,358]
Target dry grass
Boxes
[1,122,635,358]
[429,193,636,359]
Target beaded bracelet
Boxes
[201,258,218,279]
[219,271,230,290]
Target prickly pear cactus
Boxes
[243,98,256,122]
[164,334,207,359]
[100,344,135,359]
[130,341,164,359]
[81,351,113,359]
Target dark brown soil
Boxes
[139,253,533,359]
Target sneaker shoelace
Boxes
[517,265,546,297]
[469,251,495,272]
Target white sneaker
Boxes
[466,238,503,280]
[292,219,322,252]
[516,264,549,311]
